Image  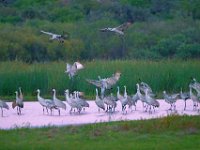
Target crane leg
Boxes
[19,107,21,115]
[17,107,19,115]
[58,109,60,116]
[184,101,186,111]
[43,107,44,114]
[50,109,53,115]
[69,108,72,114]
[1,108,3,117]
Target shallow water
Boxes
[0,99,199,130]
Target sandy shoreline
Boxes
[0,99,199,130]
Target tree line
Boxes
[0,0,200,62]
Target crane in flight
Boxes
[100,22,132,36]
[40,30,69,43]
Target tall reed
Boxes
[0,60,199,100]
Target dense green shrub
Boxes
[0,0,200,61]
[153,34,188,58]
[176,44,200,59]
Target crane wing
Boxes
[171,93,180,99]
[66,63,72,73]
[86,79,102,88]
[105,72,121,88]
[116,22,131,31]
[74,62,84,70]
[40,30,55,36]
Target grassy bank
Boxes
[0,115,200,149]
[0,60,200,100]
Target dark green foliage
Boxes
[153,34,188,58]
[0,0,200,61]
[176,44,200,59]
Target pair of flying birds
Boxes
[41,22,132,43]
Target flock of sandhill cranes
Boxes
[1,74,200,117]
[1,22,200,117]
[0,22,134,117]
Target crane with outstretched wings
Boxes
[41,30,69,43]
[86,72,121,98]
[100,22,132,35]
[65,62,84,79]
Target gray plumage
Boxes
[163,91,179,111]
[86,72,121,98]
[191,78,200,91]
[190,79,200,98]
[117,86,124,100]
[65,62,84,79]
[40,30,68,43]
[52,89,66,115]
[120,86,129,113]
[52,89,66,110]
[103,93,117,113]
[44,99,58,115]
[127,95,136,110]
[100,22,132,35]
[180,88,190,111]
[37,89,49,114]
[144,88,159,113]
[36,89,57,115]
[65,90,82,114]
[74,91,89,108]
[0,100,9,117]
[13,91,24,115]
[95,88,105,112]
[189,85,199,110]
[139,82,156,97]
[136,83,146,108]
[131,84,140,109]
[18,87,23,101]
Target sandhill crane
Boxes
[191,78,200,90]
[131,84,140,110]
[36,89,57,115]
[40,30,68,43]
[117,86,124,100]
[86,72,121,98]
[139,82,156,97]
[163,91,179,111]
[100,22,132,36]
[103,93,117,113]
[65,62,84,79]
[0,100,9,117]
[74,91,89,111]
[18,87,23,101]
[52,89,66,115]
[65,90,82,114]
[123,85,136,113]
[190,79,200,98]
[180,88,190,111]
[144,88,159,114]
[95,88,105,112]
[36,89,49,114]
[13,91,24,115]
[118,86,129,114]
[189,85,199,110]
[136,83,146,109]
[117,85,135,112]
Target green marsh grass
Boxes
[0,60,200,100]
[0,115,200,149]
